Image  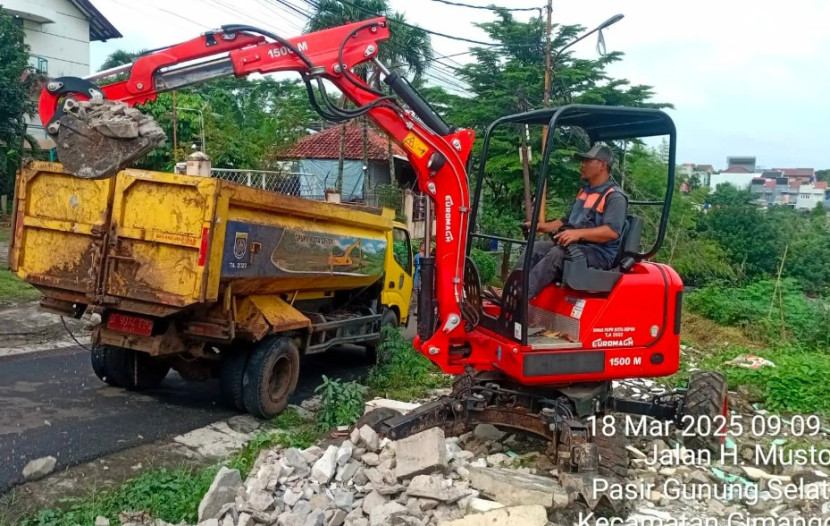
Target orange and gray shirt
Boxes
[561,181,628,268]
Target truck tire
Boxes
[221,349,249,412]
[107,346,170,391]
[682,371,728,452]
[365,309,399,365]
[90,345,120,387]
[243,336,301,419]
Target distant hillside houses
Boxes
[681,156,828,210]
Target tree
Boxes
[0,8,41,197]
[99,49,148,70]
[305,0,433,193]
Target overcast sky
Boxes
[90,0,830,170]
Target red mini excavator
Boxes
[38,18,728,479]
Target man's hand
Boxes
[554,229,582,246]
[523,219,562,234]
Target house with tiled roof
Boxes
[277,121,416,202]
[774,168,815,185]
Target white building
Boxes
[706,172,760,193]
[4,0,120,143]
[795,182,828,211]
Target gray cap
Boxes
[577,143,615,167]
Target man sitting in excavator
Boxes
[521,143,629,299]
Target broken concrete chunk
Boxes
[394,428,448,479]
[468,467,567,508]
[312,446,339,484]
[359,426,381,452]
[338,441,355,466]
[362,490,389,514]
[22,456,57,480]
[473,424,506,442]
[94,517,110,526]
[198,467,244,522]
[369,501,407,526]
[436,504,546,526]
[467,497,504,514]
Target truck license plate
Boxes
[107,313,154,336]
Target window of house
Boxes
[28,56,48,74]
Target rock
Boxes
[313,446,340,484]
[369,501,407,526]
[238,513,253,526]
[279,511,309,526]
[295,500,313,517]
[359,426,381,452]
[303,446,325,464]
[708,499,727,517]
[469,459,487,468]
[310,494,331,510]
[436,504,546,526]
[247,489,275,511]
[284,448,311,475]
[742,466,791,482]
[338,462,360,483]
[625,445,648,460]
[407,475,447,501]
[362,490,389,514]
[95,517,110,526]
[468,467,567,508]
[395,428,448,479]
[328,509,349,526]
[284,488,303,507]
[685,470,711,485]
[473,424,506,442]
[362,453,381,466]
[338,442,355,466]
[485,453,509,468]
[198,467,243,521]
[456,451,475,462]
[467,498,504,514]
[792,470,828,485]
[198,520,219,526]
[418,498,440,511]
[22,456,57,480]
[350,428,361,445]
[365,399,420,414]
[305,510,326,526]
[353,468,369,486]
[455,466,470,479]
[334,490,355,510]
[347,519,369,526]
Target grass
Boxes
[367,326,452,400]
[0,269,40,303]
[18,465,218,526]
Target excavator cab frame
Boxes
[467,104,677,347]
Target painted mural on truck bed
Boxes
[221,221,387,278]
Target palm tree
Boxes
[305,0,433,196]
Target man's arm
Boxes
[555,193,627,246]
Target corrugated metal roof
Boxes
[69,0,121,41]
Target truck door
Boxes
[382,226,414,323]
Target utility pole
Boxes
[538,0,554,222]
[172,91,179,162]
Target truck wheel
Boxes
[91,345,120,387]
[107,347,170,391]
[243,336,300,419]
[365,309,399,365]
[682,371,728,452]
[221,349,249,412]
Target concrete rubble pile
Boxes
[130,377,830,526]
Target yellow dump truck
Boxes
[9,161,414,418]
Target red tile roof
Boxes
[764,180,775,189]
[815,182,828,190]
[776,168,815,178]
[723,165,751,173]
[277,121,406,161]
[789,181,800,189]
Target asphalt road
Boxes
[0,345,371,494]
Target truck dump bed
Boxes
[10,162,394,316]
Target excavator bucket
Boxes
[52,99,166,180]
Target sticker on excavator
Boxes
[402,132,429,159]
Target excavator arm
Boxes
[38,18,475,372]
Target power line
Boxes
[300,0,508,47]
[426,0,541,12]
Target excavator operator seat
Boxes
[559,214,644,294]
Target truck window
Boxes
[393,228,412,274]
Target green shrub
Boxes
[686,279,830,349]
[315,375,366,431]
[698,346,830,414]
[470,248,497,285]
[367,326,451,400]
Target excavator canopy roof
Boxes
[491,104,675,142]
